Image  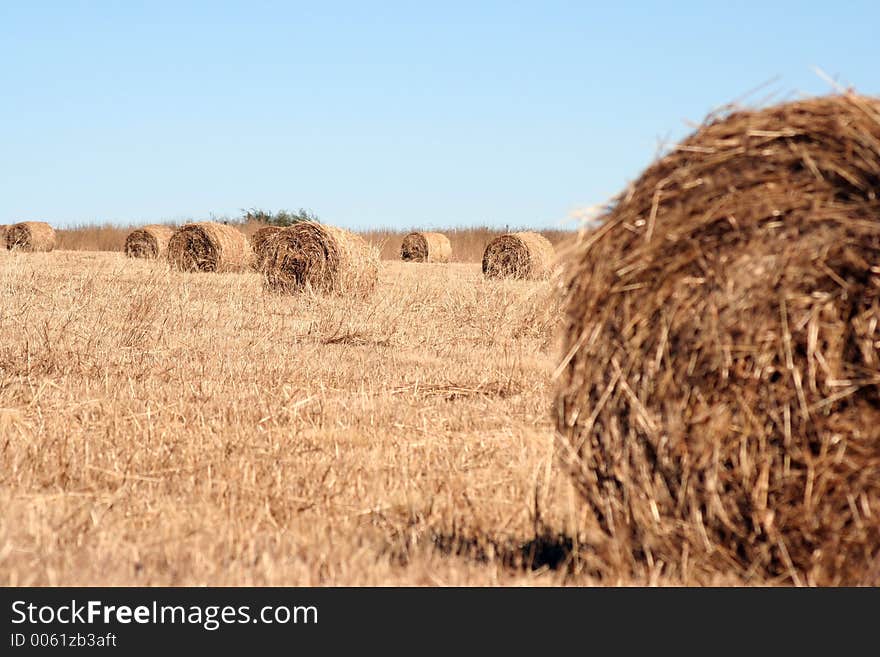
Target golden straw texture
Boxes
[167,222,251,272]
[124,225,175,259]
[263,221,378,296]
[400,232,452,263]
[555,94,880,585]
[250,225,284,271]
[5,222,56,252]
[482,232,554,279]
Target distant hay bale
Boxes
[124,224,175,259]
[263,221,378,296]
[5,221,56,252]
[554,94,880,585]
[400,231,452,263]
[481,232,554,279]
[249,225,284,271]
[167,222,250,272]
[0,225,7,247]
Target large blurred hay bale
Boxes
[400,231,452,262]
[554,94,880,585]
[124,224,175,259]
[5,222,56,252]
[482,232,554,279]
[263,221,378,296]
[167,222,250,272]
[250,225,284,271]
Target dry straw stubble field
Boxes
[8,94,879,587]
[0,241,641,586]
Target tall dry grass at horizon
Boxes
[0,249,746,585]
[51,222,575,262]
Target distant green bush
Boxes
[242,208,319,226]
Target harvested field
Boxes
[0,250,640,586]
[1,226,859,585]
[555,93,880,586]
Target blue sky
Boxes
[1,1,877,230]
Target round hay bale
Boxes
[400,231,452,263]
[124,224,175,259]
[481,232,554,279]
[554,94,880,585]
[263,221,378,296]
[5,221,56,252]
[167,222,251,272]
[249,225,284,271]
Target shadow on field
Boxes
[377,517,583,575]
[430,530,576,572]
